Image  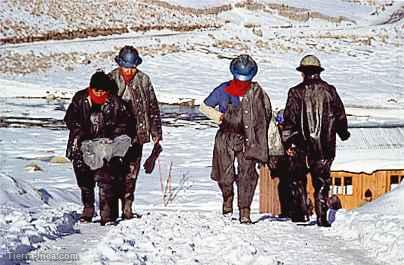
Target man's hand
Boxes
[71,137,82,160]
[286,144,297,157]
[340,130,351,141]
[153,136,161,144]
[219,114,224,124]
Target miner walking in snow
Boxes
[64,71,131,225]
[200,54,272,224]
[282,55,350,226]
[109,45,163,219]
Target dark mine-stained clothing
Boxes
[282,74,349,226]
[206,82,272,212]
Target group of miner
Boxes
[65,46,350,227]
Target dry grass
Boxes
[158,160,191,207]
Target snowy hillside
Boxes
[0,0,220,40]
[1,1,403,111]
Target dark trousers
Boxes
[212,130,258,210]
[309,158,333,226]
[74,157,125,223]
[288,153,333,225]
[287,151,309,222]
[122,143,143,206]
[95,160,123,223]
[73,159,95,209]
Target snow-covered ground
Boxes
[0,173,80,265]
[79,181,404,265]
[80,211,380,265]
[330,185,404,265]
[1,1,404,265]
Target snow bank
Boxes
[0,174,80,265]
[330,185,404,265]
[0,206,79,265]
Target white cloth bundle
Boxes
[81,135,131,170]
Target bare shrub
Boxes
[158,160,191,207]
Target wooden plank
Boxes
[259,165,271,213]
[259,166,281,215]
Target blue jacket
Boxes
[204,82,240,113]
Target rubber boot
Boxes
[80,207,94,223]
[99,185,117,226]
[122,197,135,220]
[121,195,142,219]
[111,196,119,221]
[223,194,234,215]
[79,187,95,223]
[239,208,252,224]
[315,193,331,227]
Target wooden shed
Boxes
[308,169,404,209]
[260,126,404,213]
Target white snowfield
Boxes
[0,173,80,265]
[0,0,403,265]
[331,185,404,265]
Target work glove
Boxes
[143,143,163,174]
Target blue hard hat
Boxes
[115,46,142,68]
[230,54,258,81]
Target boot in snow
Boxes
[99,184,118,225]
[315,192,331,227]
[239,208,252,224]
[79,187,95,223]
[100,220,118,226]
[122,197,142,219]
[223,194,234,216]
[317,216,331,227]
[80,207,94,223]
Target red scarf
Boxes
[224,80,252,97]
[88,87,110,105]
[119,68,135,85]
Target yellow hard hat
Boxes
[296,55,324,72]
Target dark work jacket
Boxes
[64,88,131,161]
[109,68,162,145]
[282,75,350,160]
[205,82,272,163]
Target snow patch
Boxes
[0,173,80,265]
[330,185,404,265]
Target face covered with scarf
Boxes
[224,79,252,97]
[88,87,110,105]
[119,67,137,84]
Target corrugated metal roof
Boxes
[336,127,404,151]
[333,127,404,173]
